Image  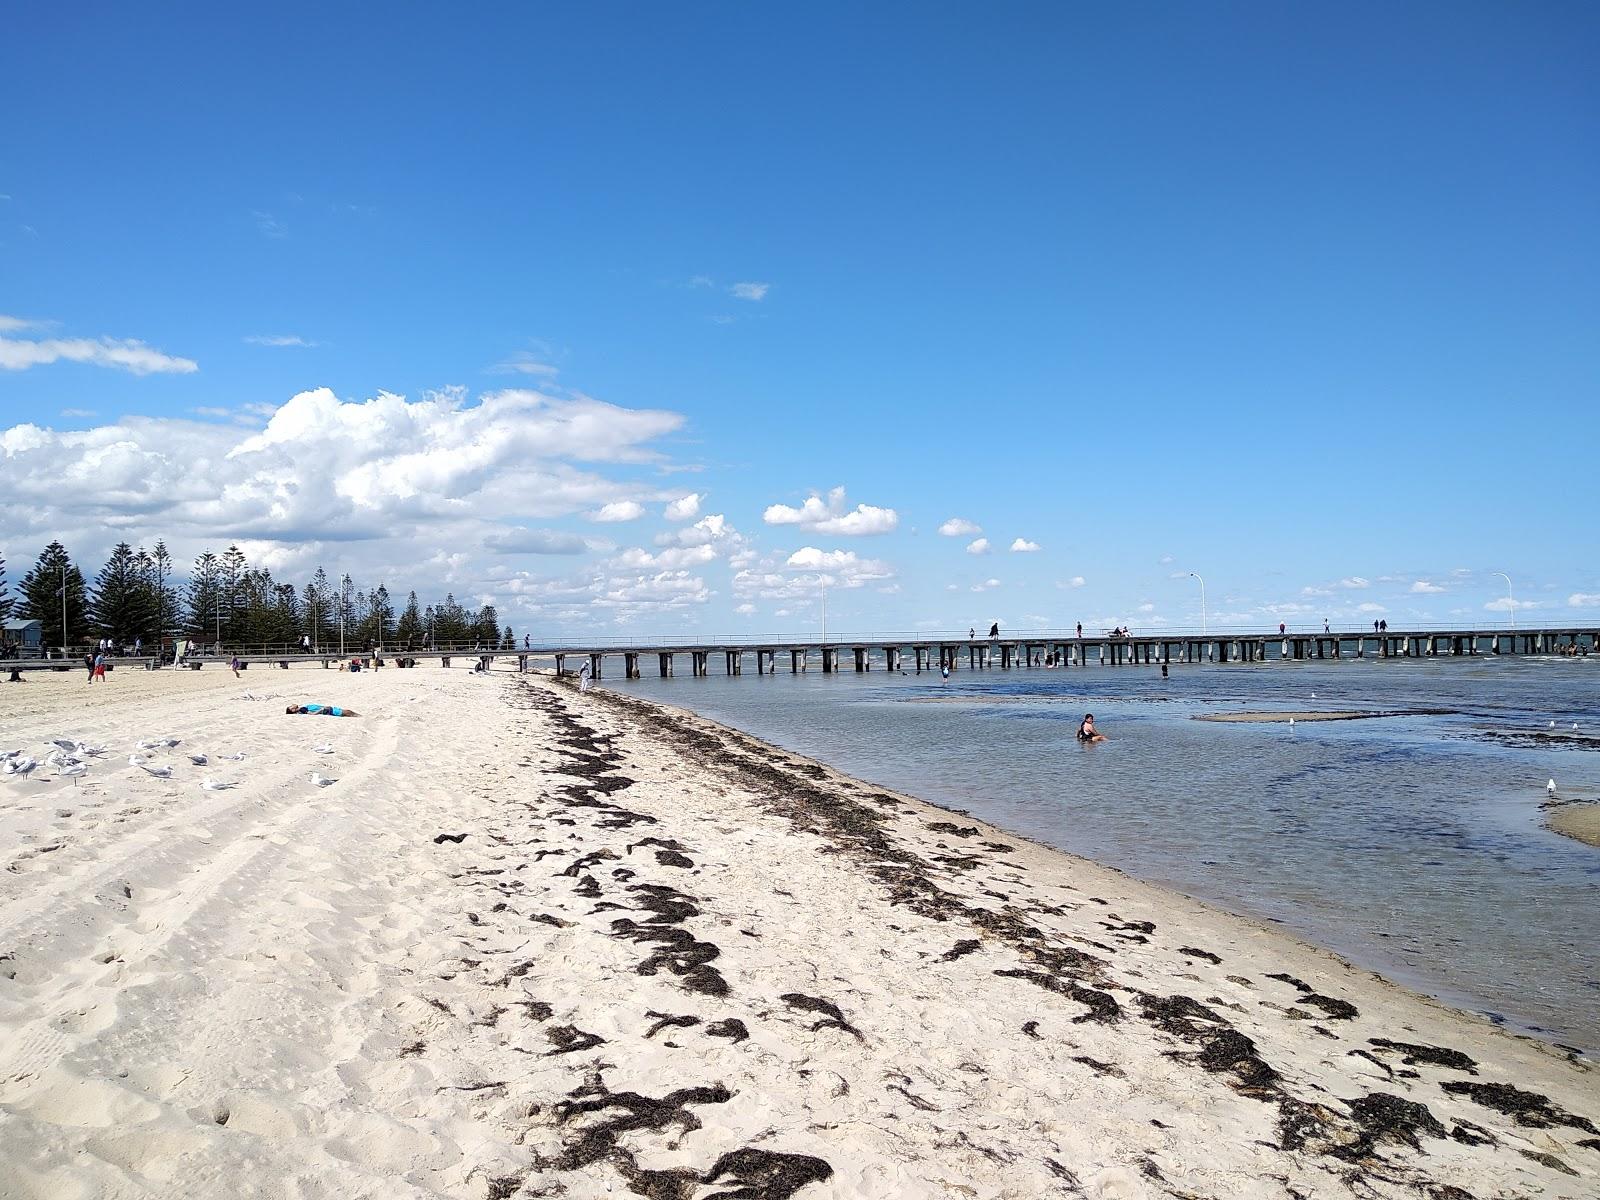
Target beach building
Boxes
[2,618,43,657]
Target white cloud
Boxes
[735,603,756,615]
[1356,602,1387,613]
[1569,593,1600,608]
[1137,603,1155,613]
[664,492,702,521]
[245,334,317,348]
[490,351,559,376]
[966,538,990,556]
[590,500,645,523]
[611,543,718,571]
[0,332,197,375]
[1484,597,1539,613]
[938,517,981,537]
[970,578,1001,592]
[0,385,686,602]
[483,528,589,555]
[688,275,714,288]
[1058,576,1086,589]
[729,282,770,301]
[252,210,287,238]
[655,513,743,551]
[59,407,97,418]
[1410,580,1445,594]
[1339,577,1370,589]
[1158,554,1174,565]
[0,315,47,332]
[1010,538,1040,553]
[763,486,898,536]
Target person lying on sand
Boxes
[1077,713,1106,743]
[285,704,358,717]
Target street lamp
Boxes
[1188,572,1207,637]
[1493,571,1515,631]
[339,579,348,657]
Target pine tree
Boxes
[336,574,356,650]
[91,542,155,644]
[475,604,500,646]
[220,545,248,643]
[0,550,11,622]
[501,624,515,650]
[151,541,176,646]
[369,584,395,646]
[395,591,423,647]
[20,541,90,650]
[301,567,330,649]
[187,551,224,643]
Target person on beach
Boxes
[83,652,95,681]
[285,703,358,716]
[92,652,107,683]
[230,655,241,678]
[1077,713,1105,743]
[577,661,593,692]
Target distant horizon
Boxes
[4,4,1596,634]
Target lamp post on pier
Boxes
[1188,572,1207,638]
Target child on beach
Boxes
[285,704,358,717]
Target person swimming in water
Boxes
[1077,713,1105,743]
[285,703,358,717]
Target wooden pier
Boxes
[4,626,1594,681]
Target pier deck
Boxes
[5,626,1593,680]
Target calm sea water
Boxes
[609,654,1600,1053]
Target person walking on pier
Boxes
[1323,619,1330,634]
[989,622,999,640]
[1076,622,1083,639]
[968,627,974,641]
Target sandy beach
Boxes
[1548,802,1600,849]
[1,664,1596,1198]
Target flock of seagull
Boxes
[2,736,337,790]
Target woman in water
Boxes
[1077,713,1106,743]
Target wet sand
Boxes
[1548,802,1600,849]
[1,665,1595,1197]
[1194,710,1372,723]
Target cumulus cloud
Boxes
[970,578,1001,592]
[966,538,990,555]
[1569,593,1600,608]
[1340,577,1370,589]
[938,517,981,537]
[730,282,770,301]
[245,334,317,348]
[0,330,197,375]
[1057,577,1086,589]
[1484,597,1538,613]
[1356,602,1387,613]
[735,603,756,615]
[664,492,702,521]
[0,386,685,593]
[763,486,898,536]
[590,500,646,523]
[1410,580,1445,594]
[1010,538,1040,553]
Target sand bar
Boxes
[1,666,1595,1197]
[1547,802,1600,849]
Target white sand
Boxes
[1,664,1595,1198]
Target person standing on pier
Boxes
[1076,622,1083,639]
[1279,622,1286,636]
[989,622,999,639]
[1323,619,1330,634]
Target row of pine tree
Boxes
[0,542,514,652]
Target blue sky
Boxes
[2,2,1596,635]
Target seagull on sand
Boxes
[201,778,237,791]
[188,753,209,765]
[312,743,334,754]
[218,752,246,762]
[309,772,337,788]
[6,756,38,776]
[57,762,88,783]
[131,758,173,778]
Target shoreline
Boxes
[1,665,1595,1196]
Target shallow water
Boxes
[610,654,1600,1053]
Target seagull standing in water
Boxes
[1548,779,1558,797]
